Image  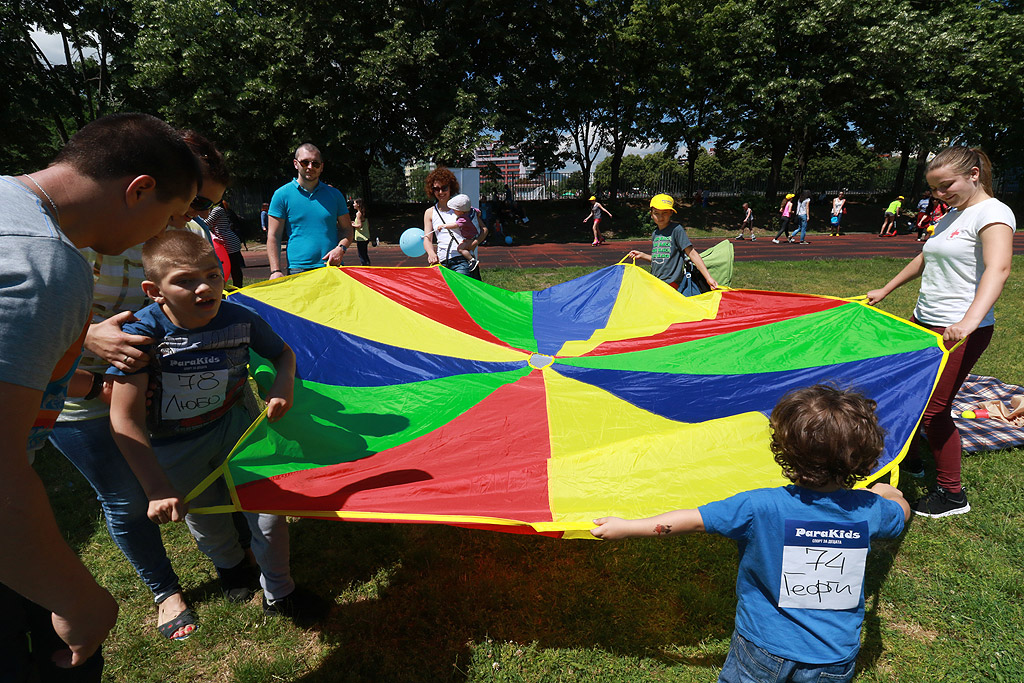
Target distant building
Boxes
[472,140,532,182]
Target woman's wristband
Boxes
[271,269,283,275]
[84,372,105,401]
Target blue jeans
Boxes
[441,255,482,280]
[719,631,856,683]
[49,417,182,603]
[792,215,808,242]
[441,254,474,275]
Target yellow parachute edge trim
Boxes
[186,505,592,533]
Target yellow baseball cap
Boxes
[786,193,795,199]
[589,196,596,201]
[650,194,676,213]
[897,195,904,200]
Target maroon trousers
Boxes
[909,319,993,493]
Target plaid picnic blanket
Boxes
[953,374,1024,453]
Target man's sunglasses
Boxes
[190,195,221,211]
[296,159,323,168]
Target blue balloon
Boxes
[504,235,514,245]
[399,227,426,257]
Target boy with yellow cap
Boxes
[627,194,718,294]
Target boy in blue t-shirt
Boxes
[108,230,323,631]
[592,384,910,682]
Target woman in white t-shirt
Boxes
[789,190,811,244]
[867,147,1015,519]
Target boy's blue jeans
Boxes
[719,631,855,683]
[49,416,183,604]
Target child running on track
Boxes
[736,202,755,240]
[584,196,612,245]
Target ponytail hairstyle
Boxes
[927,146,993,196]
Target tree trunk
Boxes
[359,157,372,204]
[609,137,627,200]
[909,147,929,205]
[893,147,910,195]
[765,135,789,200]
[792,126,809,193]
[684,138,697,198]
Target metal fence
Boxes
[230,165,1022,218]
[365,167,931,204]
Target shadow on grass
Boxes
[284,519,740,683]
[859,521,909,672]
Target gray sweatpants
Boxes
[154,406,294,601]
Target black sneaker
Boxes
[912,486,970,518]
[217,561,260,603]
[263,585,330,623]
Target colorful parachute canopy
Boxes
[188,265,947,539]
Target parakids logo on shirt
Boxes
[167,354,222,368]
[792,526,862,541]
[785,520,868,549]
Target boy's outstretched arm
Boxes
[109,375,186,524]
[591,509,705,540]
[265,343,296,422]
[868,482,911,522]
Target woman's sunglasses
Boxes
[190,195,221,211]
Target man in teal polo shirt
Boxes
[267,143,353,278]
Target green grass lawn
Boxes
[36,257,1024,682]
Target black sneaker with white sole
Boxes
[912,485,970,518]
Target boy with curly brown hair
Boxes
[592,384,910,683]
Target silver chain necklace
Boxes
[24,174,61,225]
